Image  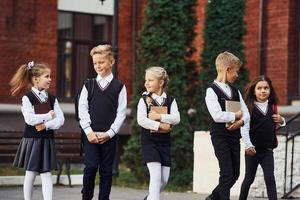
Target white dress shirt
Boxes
[137,92,180,131]
[241,100,286,149]
[21,87,65,130]
[78,73,127,138]
[205,80,250,124]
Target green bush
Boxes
[122,0,197,188]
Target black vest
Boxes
[208,83,241,138]
[141,93,174,145]
[89,78,124,132]
[24,91,55,138]
[249,104,276,152]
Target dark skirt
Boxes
[13,137,57,173]
[142,143,171,167]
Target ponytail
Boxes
[9,64,31,96]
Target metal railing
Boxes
[278,112,300,198]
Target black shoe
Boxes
[143,195,148,200]
[205,194,213,200]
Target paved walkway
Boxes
[1,185,298,200]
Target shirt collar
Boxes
[214,80,229,88]
[96,73,113,83]
[31,87,48,101]
[151,92,167,99]
[254,100,269,106]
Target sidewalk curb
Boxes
[0,175,83,186]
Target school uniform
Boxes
[13,87,65,173]
[137,92,180,167]
[239,100,284,200]
[205,81,250,200]
[78,73,127,200]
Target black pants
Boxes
[239,150,277,200]
[210,135,240,200]
[81,135,117,200]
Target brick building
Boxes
[0,0,299,105]
[0,0,299,122]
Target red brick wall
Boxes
[118,0,134,101]
[0,0,57,103]
[243,0,296,104]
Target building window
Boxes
[57,11,112,100]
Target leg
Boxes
[24,171,37,200]
[229,138,240,190]
[146,162,162,200]
[211,136,235,200]
[260,150,277,200]
[40,172,53,200]
[81,135,100,200]
[56,162,63,185]
[65,162,72,187]
[160,166,170,192]
[98,137,117,200]
[239,154,259,200]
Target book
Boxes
[150,106,168,114]
[34,102,52,114]
[225,100,241,128]
[225,100,241,113]
[150,106,168,133]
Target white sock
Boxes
[160,166,170,191]
[147,162,162,200]
[24,171,37,200]
[40,172,53,200]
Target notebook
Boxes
[225,100,241,128]
[150,106,168,133]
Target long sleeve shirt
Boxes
[137,92,180,131]
[241,100,286,149]
[205,80,250,124]
[21,87,65,130]
[78,73,127,138]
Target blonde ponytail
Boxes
[9,64,31,96]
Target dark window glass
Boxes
[57,11,112,101]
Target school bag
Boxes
[74,78,95,155]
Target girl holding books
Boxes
[137,66,180,200]
[10,61,64,200]
[239,75,285,200]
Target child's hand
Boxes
[159,122,172,133]
[48,110,56,119]
[35,123,46,131]
[235,110,243,120]
[272,114,284,124]
[97,132,110,144]
[148,111,161,121]
[227,119,244,131]
[87,132,99,144]
[245,147,256,156]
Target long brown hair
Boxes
[244,75,279,114]
[9,62,50,96]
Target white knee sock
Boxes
[40,172,53,200]
[24,171,37,200]
[147,162,162,200]
[160,166,170,191]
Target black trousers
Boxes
[239,150,277,200]
[210,135,240,200]
[81,135,117,200]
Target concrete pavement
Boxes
[1,185,299,200]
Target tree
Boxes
[196,0,249,129]
[122,0,197,188]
